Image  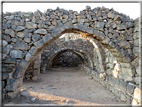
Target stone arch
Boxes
[42,48,93,72]
[10,27,132,83]
[40,33,97,73]
[2,6,135,98]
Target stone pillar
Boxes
[32,54,41,81]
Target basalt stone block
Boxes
[5,15,14,20]
[2,67,13,73]
[121,68,134,77]
[25,22,37,29]
[5,78,23,91]
[119,80,127,93]
[29,46,38,56]
[72,19,77,23]
[133,47,139,55]
[118,41,130,48]
[5,29,15,37]
[15,26,25,31]
[42,34,53,43]
[12,38,17,42]
[4,58,16,64]
[86,5,91,10]
[114,15,120,21]
[52,29,62,37]
[2,73,9,80]
[24,37,31,43]
[73,24,78,29]
[32,34,41,42]
[18,59,27,69]
[3,40,8,47]
[126,95,132,104]
[113,32,119,37]
[95,22,105,31]
[117,24,126,30]
[12,68,24,79]
[25,52,32,61]
[16,30,28,38]
[134,39,139,47]
[34,29,47,34]
[14,42,29,50]
[10,50,23,58]
[87,27,94,34]
[108,12,115,19]
[102,36,110,44]
[119,49,126,57]
[126,22,134,28]
[86,14,92,20]
[64,21,72,29]
[134,76,142,84]
[78,23,87,32]
[5,78,16,91]
[3,46,11,54]
[126,83,135,95]
[120,92,126,101]
[34,39,44,48]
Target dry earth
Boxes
[3,67,127,106]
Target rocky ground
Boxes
[3,67,127,106]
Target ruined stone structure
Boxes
[1,6,141,106]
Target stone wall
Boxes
[51,50,82,67]
[40,33,95,73]
[1,6,141,106]
[24,54,41,81]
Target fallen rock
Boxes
[67,99,76,104]
[31,97,36,102]
[20,90,30,97]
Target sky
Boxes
[3,3,141,20]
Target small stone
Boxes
[25,53,32,61]
[32,34,41,42]
[86,5,91,10]
[25,22,37,29]
[67,99,76,104]
[3,73,9,80]
[117,24,126,30]
[14,42,29,50]
[5,29,15,37]
[16,31,25,38]
[42,34,53,43]
[34,39,44,48]
[49,84,53,87]
[24,37,31,43]
[20,90,30,97]
[31,97,36,102]
[34,29,47,34]
[3,40,8,47]
[95,22,105,31]
[15,26,25,31]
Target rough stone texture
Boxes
[10,50,23,58]
[2,6,141,105]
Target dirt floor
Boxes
[3,67,127,106]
